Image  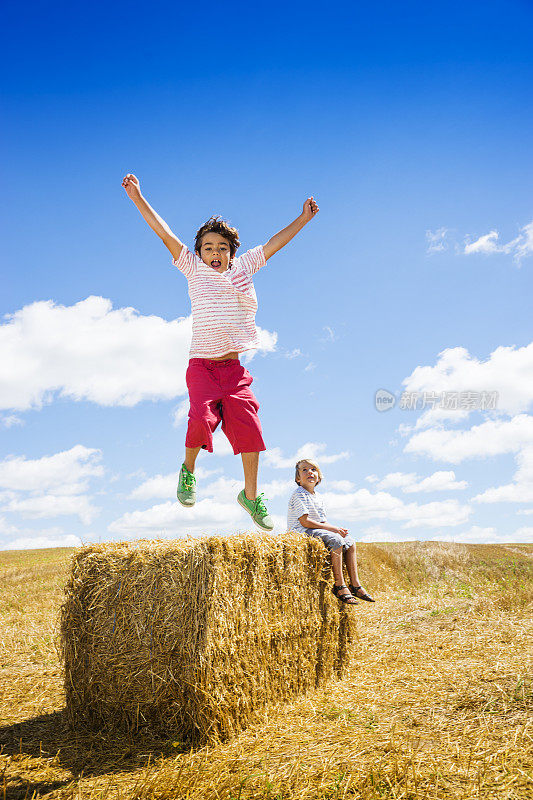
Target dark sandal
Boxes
[332,584,359,605]
[349,584,375,602]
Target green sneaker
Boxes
[237,490,274,531]
[177,463,196,507]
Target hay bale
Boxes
[60,534,355,743]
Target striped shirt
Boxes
[287,486,327,534]
[172,245,267,358]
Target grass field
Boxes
[1,542,532,799]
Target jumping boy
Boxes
[287,459,375,603]
[122,174,318,530]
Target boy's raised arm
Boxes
[122,174,184,261]
[263,197,319,261]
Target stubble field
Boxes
[1,541,532,800]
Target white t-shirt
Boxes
[287,486,327,533]
[172,244,267,358]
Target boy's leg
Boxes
[219,363,265,460]
[329,547,357,602]
[184,446,202,473]
[178,361,222,506]
[217,362,273,530]
[330,546,344,586]
[185,360,223,454]
[237,450,273,531]
[345,543,375,601]
[344,544,361,587]
[306,530,357,601]
[241,451,259,502]
[178,448,201,506]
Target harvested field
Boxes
[1,541,532,799]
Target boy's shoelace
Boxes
[182,470,196,488]
[254,494,269,515]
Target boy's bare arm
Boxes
[263,197,319,260]
[122,174,184,261]
[298,514,348,537]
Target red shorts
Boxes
[185,358,266,455]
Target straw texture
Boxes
[60,534,355,743]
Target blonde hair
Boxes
[294,459,322,486]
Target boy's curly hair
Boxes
[194,216,240,258]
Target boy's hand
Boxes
[332,526,349,537]
[301,196,319,222]
[122,173,141,200]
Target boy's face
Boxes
[197,233,232,273]
[297,461,319,493]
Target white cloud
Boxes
[321,488,471,529]
[473,444,533,504]
[190,475,242,504]
[474,483,533,504]
[129,474,174,500]
[511,526,533,541]
[464,230,501,255]
[259,478,294,498]
[464,219,533,265]
[1,414,24,428]
[115,471,293,542]
[0,297,277,412]
[402,342,533,417]
[0,532,83,551]
[327,479,357,491]
[405,414,533,464]
[256,326,278,354]
[0,445,103,494]
[171,399,190,427]
[358,524,406,543]
[513,221,533,264]
[408,407,470,430]
[375,472,418,490]
[129,466,222,500]
[320,326,337,343]
[0,516,18,536]
[401,343,533,509]
[198,475,291,505]
[393,499,471,529]
[264,442,350,470]
[241,327,278,363]
[370,470,467,493]
[4,493,99,524]
[108,498,246,538]
[402,471,468,493]
[426,227,450,254]
[212,429,235,457]
[0,445,103,525]
[115,471,272,540]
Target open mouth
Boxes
[211,260,222,268]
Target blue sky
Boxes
[1,0,532,549]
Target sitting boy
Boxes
[287,459,375,603]
[122,173,318,530]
